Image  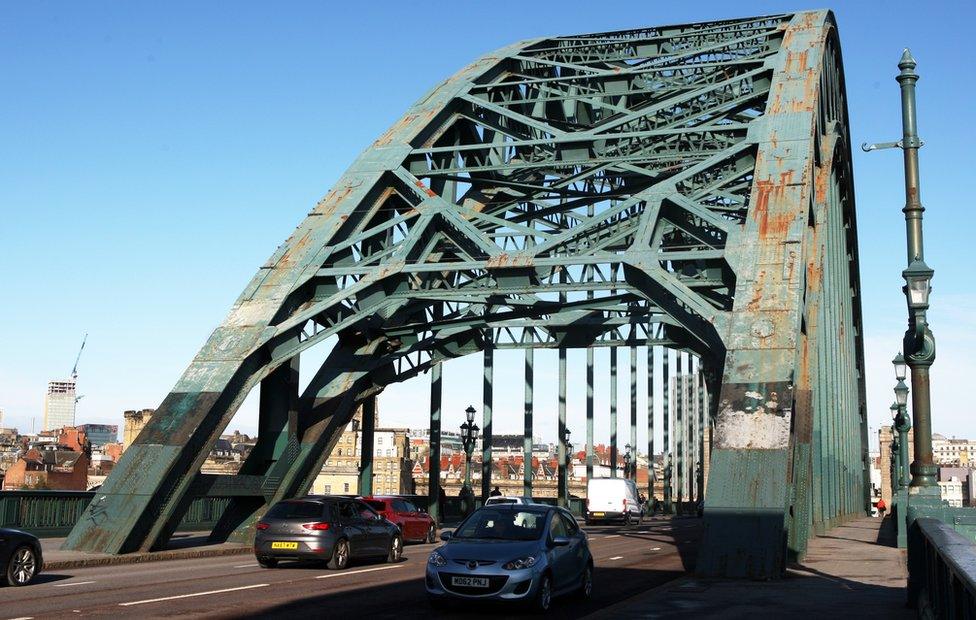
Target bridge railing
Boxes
[0,490,229,538]
[909,517,976,617]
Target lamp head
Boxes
[894,380,909,407]
[892,352,907,381]
[902,258,934,310]
[890,402,898,420]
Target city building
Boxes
[939,476,966,508]
[43,379,77,431]
[313,404,414,496]
[122,409,155,448]
[1,427,91,491]
[77,424,119,448]
[932,434,976,466]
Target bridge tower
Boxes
[64,11,866,579]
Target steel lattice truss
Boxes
[66,11,866,579]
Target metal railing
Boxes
[0,490,230,538]
[909,517,976,618]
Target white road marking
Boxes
[650,547,662,551]
[315,565,402,579]
[8,616,34,619]
[54,581,96,587]
[609,556,624,560]
[234,563,259,568]
[119,583,269,606]
[604,535,620,538]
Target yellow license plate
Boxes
[593,512,605,517]
[271,542,299,550]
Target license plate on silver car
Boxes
[451,576,489,588]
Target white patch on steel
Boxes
[714,410,790,449]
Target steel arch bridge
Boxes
[65,10,867,579]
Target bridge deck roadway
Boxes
[8,517,700,619]
[591,517,911,619]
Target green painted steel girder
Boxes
[63,10,866,582]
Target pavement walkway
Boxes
[587,517,912,619]
[40,531,249,569]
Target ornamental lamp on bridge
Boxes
[460,406,480,496]
[863,49,939,496]
[892,352,907,382]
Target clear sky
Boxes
[1,2,973,453]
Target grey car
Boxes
[255,496,402,569]
[426,504,592,611]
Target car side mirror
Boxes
[440,530,453,541]
[551,536,570,547]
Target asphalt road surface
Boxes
[3,517,701,619]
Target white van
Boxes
[586,478,643,525]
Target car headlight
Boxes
[503,555,537,570]
[428,551,447,567]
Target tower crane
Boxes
[71,333,87,381]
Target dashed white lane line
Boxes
[609,556,624,560]
[234,563,259,568]
[119,583,269,606]
[54,581,96,587]
[604,535,621,538]
[650,547,662,551]
[8,616,34,620]
[315,565,402,579]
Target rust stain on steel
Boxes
[415,179,437,198]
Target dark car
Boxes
[361,496,437,543]
[426,505,592,611]
[1,528,43,586]
[255,496,402,569]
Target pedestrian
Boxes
[876,497,887,518]
[490,486,502,497]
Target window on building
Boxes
[344,482,350,493]
[378,437,383,445]
[324,485,331,494]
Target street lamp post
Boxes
[892,362,913,547]
[562,428,572,505]
[460,405,480,510]
[624,444,632,481]
[863,50,938,497]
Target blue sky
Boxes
[1,2,973,452]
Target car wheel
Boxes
[6,546,38,586]
[257,556,278,568]
[387,534,403,563]
[532,573,553,612]
[328,538,350,570]
[426,524,436,544]
[577,564,593,599]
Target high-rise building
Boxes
[43,380,77,431]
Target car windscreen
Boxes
[363,500,387,511]
[453,509,545,541]
[265,501,324,520]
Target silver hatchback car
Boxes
[426,505,592,612]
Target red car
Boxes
[361,496,437,543]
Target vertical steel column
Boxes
[674,351,687,514]
[481,341,493,502]
[610,346,618,478]
[685,353,694,503]
[647,345,655,504]
[630,345,638,480]
[586,345,595,481]
[558,344,568,506]
[697,360,706,503]
[663,348,672,513]
[358,395,375,496]
[428,363,442,525]
[524,346,534,497]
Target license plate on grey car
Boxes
[451,576,489,588]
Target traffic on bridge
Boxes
[2,4,973,619]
